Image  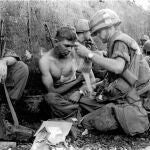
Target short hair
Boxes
[55,26,77,42]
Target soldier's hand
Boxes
[69,91,81,103]
[0,60,7,83]
[79,85,90,96]
[76,43,91,58]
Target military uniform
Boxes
[82,31,150,136]
[0,49,29,140]
[143,40,150,67]
[3,49,29,101]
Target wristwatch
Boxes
[79,90,84,95]
[88,52,94,59]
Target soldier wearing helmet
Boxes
[76,9,150,136]
[140,34,149,48]
[72,19,97,102]
[143,40,150,66]
[75,19,90,37]
[143,40,150,55]
[75,19,96,77]
[75,19,97,51]
[75,19,106,79]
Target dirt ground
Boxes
[2,108,150,150]
[13,105,150,150]
[15,129,150,150]
[2,75,150,150]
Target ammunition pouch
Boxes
[103,77,140,103]
[103,78,130,98]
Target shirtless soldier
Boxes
[39,26,84,118]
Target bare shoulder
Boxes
[39,51,54,71]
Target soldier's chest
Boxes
[51,58,75,78]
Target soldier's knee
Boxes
[18,61,29,77]
[45,92,58,104]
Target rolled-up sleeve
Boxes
[112,41,130,64]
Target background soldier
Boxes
[140,34,149,52]
[143,40,150,66]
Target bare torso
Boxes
[41,50,77,85]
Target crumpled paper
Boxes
[30,121,72,150]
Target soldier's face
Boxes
[96,28,108,43]
[96,27,114,44]
[55,40,75,59]
[141,40,146,46]
[60,40,75,52]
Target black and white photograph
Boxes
[0,0,150,149]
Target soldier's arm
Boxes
[0,56,17,82]
[93,41,130,74]
[77,42,126,74]
[2,49,20,66]
[1,57,17,66]
[52,76,83,94]
[90,56,125,74]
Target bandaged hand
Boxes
[69,91,81,103]
[0,60,7,83]
[79,85,91,96]
[76,74,84,83]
